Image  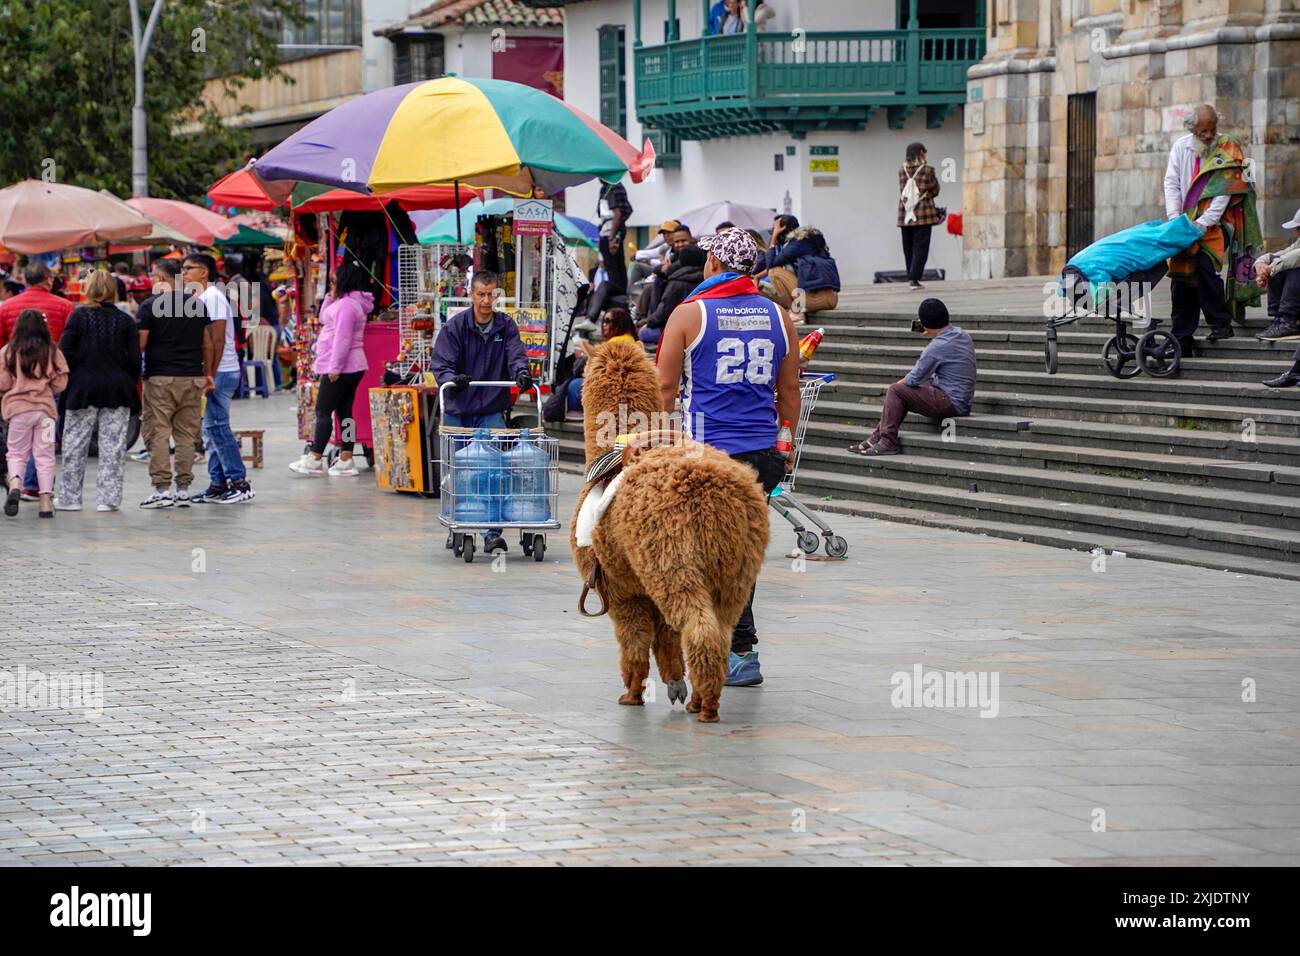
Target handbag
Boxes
[277,345,296,365]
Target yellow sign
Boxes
[809,159,840,173]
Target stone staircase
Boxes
[550,308,1300,581]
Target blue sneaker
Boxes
[725,651,763,687]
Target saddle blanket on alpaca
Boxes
[575,473,625,547]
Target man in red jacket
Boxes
[0,262,74,348]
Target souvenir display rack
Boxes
[397,243,472,374]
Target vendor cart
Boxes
[437,381,560,564]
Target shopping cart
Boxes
[769,372,848,558]
[437,381,561,563]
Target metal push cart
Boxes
[769,372,849,558]
[437,381,561,563]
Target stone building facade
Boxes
[963,0,1300,278]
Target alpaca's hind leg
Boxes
[683,624,729,723]
[611,598,655,706]
[651,615,688,706]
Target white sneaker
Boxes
[328,457,360,477]
[140,488,174,509]
[174,488,191,507]
[54,500,82,512]
[96,503,119,512]
[289,454,325,476]
[129,449,150,463]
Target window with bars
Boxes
[598,24,627,138]
[277,0,362,62]
[393,35,446,85]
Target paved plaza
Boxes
[1,390,1298,866]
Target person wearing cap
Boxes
[1254,207,1300,345]
[656,227,802,689]
[849,298,975,456]
[640,222,695,324]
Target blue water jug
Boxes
[502,428,551,523]
[453,428,502,523]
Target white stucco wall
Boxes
[561,0,966,285]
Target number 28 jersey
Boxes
[681,293,789,455]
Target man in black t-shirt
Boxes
[136,259,212,509]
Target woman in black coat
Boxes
[55,269,141,512]
[638,244,706,346]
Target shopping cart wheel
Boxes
[825,535,849,558]
[1136,329,1181,378]
[797,530,819,554]
[1102,333,1142,379]
[533,536,546,562]
[521,532,534,556]
[452,533,464,558]
[1044,327,1059,374]
[463,536,476,563]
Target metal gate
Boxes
[1066,92,1097,258]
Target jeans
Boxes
[204,370,246,487]
[312,370,365,455]
[901,224,933,283]
[566,377,584,411]
[638,326,662,346]
[728,448,788,653]
[869,382,959,453]
[1171,248,1232,343]
[1266,267,1300,322]
[443,411,506,538]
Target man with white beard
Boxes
[1162,104,1256,355]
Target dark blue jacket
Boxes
[431,308,528,418]
[763,238,842,292]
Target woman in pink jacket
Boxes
[289,261,374,477]
[1,309,69,517]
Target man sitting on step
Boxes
[849,298,975,457]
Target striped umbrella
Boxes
[207,166,481,214]
[253,77,653,198]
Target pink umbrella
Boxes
[0,180,153,253]
[127,196,238,245]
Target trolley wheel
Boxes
[1044,327,1059,374]
[797,530,820,554]
[825,535,849,559]
[1136,329,1182,378]
[452,533,464,558]
[1102,333,1142,379]
[521,532,534,556]
[533,536,546,562]
[463,536,476,563]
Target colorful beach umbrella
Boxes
[0,180,152,254]
[207,166,481,214]
[253,77,654,198]
[127,196,238,245]
[413,198,595,248]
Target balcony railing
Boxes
[634,28,984,137]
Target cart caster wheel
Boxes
[1044,327,1059,374]
[1102,333,1142,379]
[452,533,464,558]
[533,536,546,562]
[521,532,534,557]
[463,536,476,563]
[797,530,819,554]
[825,535,849,558]
[1136,329,1181,378]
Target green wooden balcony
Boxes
[633,28,984,140]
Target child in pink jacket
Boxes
[0,309,70,518]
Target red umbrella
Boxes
[0,180,152,253]
[127,196,238,245]
[208,167,480,213]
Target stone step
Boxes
[827,309,1272,330]
[812,398,1300,467]
[811,359,1300,407]
[815,342,1287,382]
[834,381,1300,436]
[788,464,1300,563]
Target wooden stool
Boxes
[234,429,264,469]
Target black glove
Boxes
[515,369,533,390]
[451,373,471,392]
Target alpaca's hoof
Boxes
[618,693,644,706]
[685,696,701,714]
[697,711,720,723]
[666,679,688,705]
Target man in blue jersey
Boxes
[656,228,802,688]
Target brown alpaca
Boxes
[571,339,770,722]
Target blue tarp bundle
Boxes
[1064,215,1203,286]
